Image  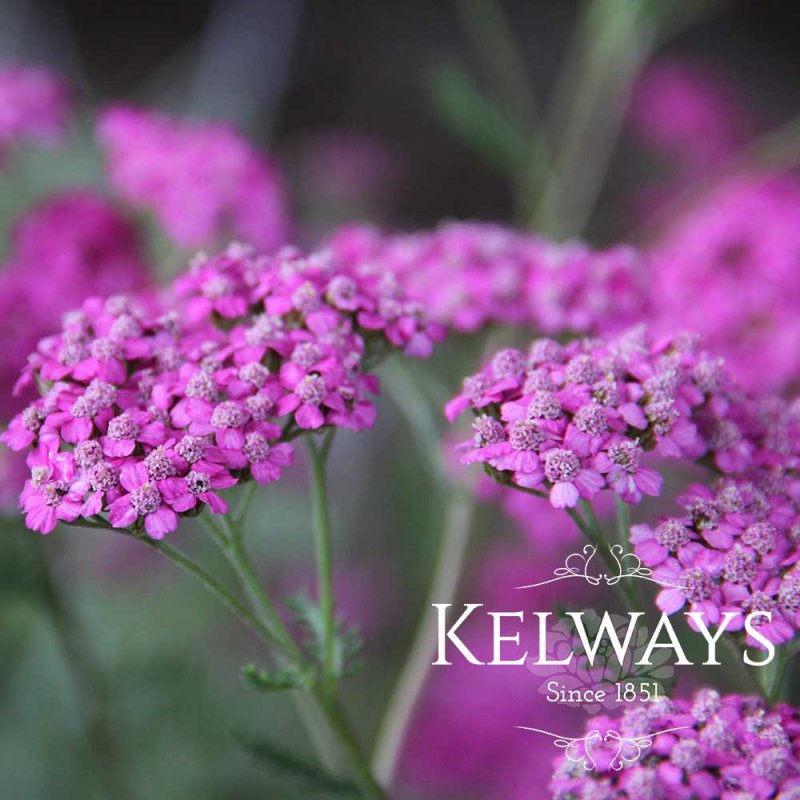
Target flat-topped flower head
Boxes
[634,477,800,647]
[2,240,437,537]
[327,221,648,336]
[447,326,788,510]
[551,690,800,799]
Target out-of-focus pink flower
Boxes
[0,64,71,161]
[327,222,648,336]
[96,105,290,251]
[629,60,750,168]
[0,190,151,416]
[647,176,800,394]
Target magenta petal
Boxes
[27,503,58,534]
[108,497,137,528]
[276,394,300,416]
[252,461,281,484]
[636,539,669,566]
[103,438,136,457]
[62,416,93,444]
[550,481,579,509]
[443,395,469,423]
[81,493,103,518]
[215,428,244,449]
[635,467,663,497]
[120,462,148,492]
[144,506,178,539]
[202,493,228,513]
[656,588,686,615]
[296,404,324,429]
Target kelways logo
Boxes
[433,543,777,670]
[431,603,776,669]
[430,544,777,769]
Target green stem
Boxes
[719,637,762,697]
[372,485,474,787]
[316,693,386,800]
[564,502,636,610]
[218,519,306,663]
[372,357,481,789]
[145,534,281,643]
[234,480,259,528]
[208,511,384,798]
[306,432,337,698]
[452,0,548,218]
[118,519,384,797]
[759,645,793,706]
[533,0,657,236]
[613,496,631,550]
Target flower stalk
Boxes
[306,431,337,698]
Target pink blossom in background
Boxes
[647,176,800,394]
[629,59,750,169]
[0,64,71,161]
[327,222,648,336]
[0,189,151,415]
[500,486,612,549]
[96,106,290,251]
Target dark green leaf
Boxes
[284,595,363,679]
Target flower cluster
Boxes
[2,242,441,536]
[551,690,800,799]
[0,64,71,161]
[327,222,648,335]
[632,475,800,647]
[647,176,800,394]
[446,327,799,510]
[0,190,151,414]
[96,106,290,251]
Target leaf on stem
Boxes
[242,663,315,692]
[285,594,364,679]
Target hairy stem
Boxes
[110,515,385,798]
[211,494,384,798]
[306,432,337,698]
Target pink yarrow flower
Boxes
[2,240,436,537]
